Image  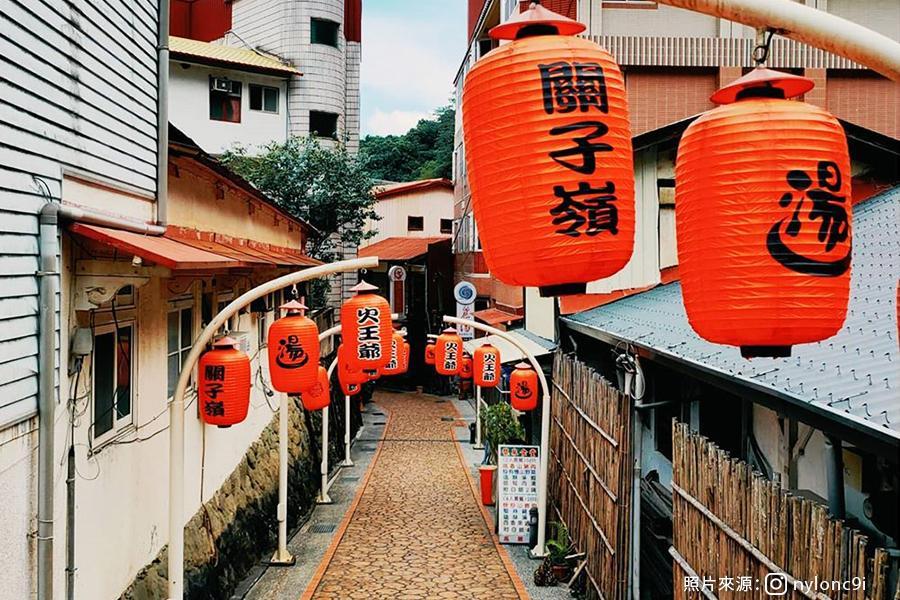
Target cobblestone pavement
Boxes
[307,391,524,600]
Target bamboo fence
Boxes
[672,422,898,600]
[550,351,633,600]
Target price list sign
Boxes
[497,444,539,544]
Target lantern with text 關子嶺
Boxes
[460,352,474,379]
[337,344,367,396]
[340,281,392,374]
[675,68,852,358]
[301,366,331,411]
[473,344,500,388]
[199,337,251,427]
[435,328,463,376]
[509,363,538,412]
[267,300,320,393]
[424,339,436,365]
[461,2,634,297]
[380,330,405,376]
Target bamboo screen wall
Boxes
[672,422,898,600]
[550,351,633,600]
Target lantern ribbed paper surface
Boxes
[509,363,538,412]
[301,366,331,411]
[337,344,368,396]
[380,331,405,376]
[401,341,410,374]
[424,341,436,365]
[435,328,463,376]
[462,8,634,296]
[199,337,251,427]
[340,282,392,373]
[460,354,474,379]
[473,344,500,388]
[267,301,320,393]
[676,68,852,358]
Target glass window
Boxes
[249,84,279,113]
[309,111,339,139]
[408,216,424,232]
[93,324,134,440]
[210,78,242,123]
[167,307,193,398]
[440,218,453,234]
[311,18,339,47]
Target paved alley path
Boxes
[305,391,524,600]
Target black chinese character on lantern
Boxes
[358,343,382,360]
[550,181,618,237]
[204,382,224,400]
[204,400,225,417]
[549,121,612,174]
[539,61,609,114]
[515,381,532,398]
[356,307,379,325]
[767,160,851,276]
[205,365,225,381]
[276,334,308,369]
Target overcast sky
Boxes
[360,0,466,137]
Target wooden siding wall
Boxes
[0,0,159,428]
[550,351,633,600]
[672,423,899,600]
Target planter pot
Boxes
[551,563,570,581]
[478,465,497,506]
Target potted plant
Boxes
[546,521,574,581]
[478,401,525,505]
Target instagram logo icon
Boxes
[764,573,789,596]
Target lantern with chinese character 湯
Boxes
[435,328,463,376]
[460,353,474,379]
[340,281,392,374]
[301,366,331,411]
[198,337,251,427]
[267,301,320,393]
[461,2,634,297]
[337,344,367,396]
[424,339,436,365]
[675,68,852,358]
[473,344,500,388]
[509,363,538,411]
[380,330,405,376]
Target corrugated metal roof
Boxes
[563,188,900,441]
[358,236,450,261]
[464,329,556,364]
[474,307,522,326]
[169,36,301,76]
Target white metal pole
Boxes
[443,316,550,558]
[474,385,484,449]
[343,394,353,467]
[318,405,331,504]
[167,257,378,599]
[270,392,294,564]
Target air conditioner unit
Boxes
[210,77,232,93]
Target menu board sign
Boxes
[497,444,540,544]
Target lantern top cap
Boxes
[711,67,814,104]
[213,336,239,348]
[350,280,379,293]
[441,327,458,334]
[515,362,532,370]
[280,299,308,313]
[489,2,586,41]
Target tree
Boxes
[360,104,455,182]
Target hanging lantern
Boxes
[675,68,852,358]
[380,331,405,376]
[267,300,320,393]
[473,344,500,388]
[460,352,474,379]
[509,362,538,412]
[340,281,392,373]
[301,366,331,411]
[435,328,463,376]
[198,337,251,427]
[337,344,367,396]
[461,2,634,297]
[424,339,436,365]
[401,340,410,374]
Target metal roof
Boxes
[563,187,899,443]
[464,329,556,364]
[169,36,301,76]
[358,236,450,261]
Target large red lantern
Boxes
[301,366,331,411]
[509,363,538,412]
[424,339,436,365]
[462,3,634,296]
[473,344,500,388]
[380,331,405,376]
[340,281,392,373]
[460,353,474,379]
[435,328,463,376]
[676,68,852,358]
[198,337,251,427]
[337,344,367,396]
[267,300,320,393]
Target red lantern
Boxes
[380,331,405,376]
[509,363,538,412]
[424,339,436,365]
[435,328,463,376]
[337,344,367,396]
[198,337,251,427]
[340,281,392,373]
[301,366,331,411]
[676,68,852,358]
[400,340,410,374]
[462,3,634,297]
[267,300,320,393]
[460,353,474,379]
[473,344,500,388]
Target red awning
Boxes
[474,307,523,326]
[358,236,450,261]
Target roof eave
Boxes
[170,52,301,78]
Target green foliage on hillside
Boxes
[360,104,455,182]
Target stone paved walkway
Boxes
[305,391,524,600]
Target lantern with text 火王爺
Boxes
[435,328,463,376]
[424,339,436,366]
[509,363,538,412]
[473,344,500,388]
[676,68,852,358]
[199,337,251,427]
[380,330,405,376]
[340,281,392,373]
[301,366,331,411]
[337,344,367,396]
[267,301,320,393]
[462,2,634,296]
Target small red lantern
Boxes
[301,366,331,411]
[380,331,405,376]
[337,344,368,396]
[676,68,852,358]
[473,344,500,388]
[460,353,474,379]
[267,300,320,393]
[340,281,392,373]
[462,3,634,296]
[400,340,410,374]
[424,339,436,365]
[199,337,251,427]
[509,363,538,412]
[435,328,463,376]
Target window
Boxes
[93,323,134,440]
[407,216,424,231]
[440,218,453,234]
[210,78,242,123]
[167,307,193,398]
[309,111,339,139]
[249,84,279,113]
[311,18,339,47]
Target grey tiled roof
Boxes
[563,187,899,441]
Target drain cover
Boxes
[309,523,336,534]
[371,411,385,416]
[343,475,361,482]
[440,416,455,422]
[371,421,386,425]
[359,445,376,452]
[434,399,447,404]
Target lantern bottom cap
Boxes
[216,424,233,429]
[539,283,587,297]
[740,345,792,359]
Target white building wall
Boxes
[363,188,455,245]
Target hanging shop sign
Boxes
[454,281,477,340]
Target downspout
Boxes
[824,434,846,519]
[157,0,170,227]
